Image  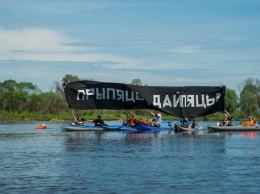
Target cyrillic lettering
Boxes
[77,90,86,100]
[196,95,206,108]
[187,95,195,107]
[206,95,215,106]
[173,95,180,107]
[125,90,135,102]
[153,95,161,108]
[116,89,124,101]
[180,95,186,107]
[107,88,115,100]
[163,95,172,107]
[95,88,103,100]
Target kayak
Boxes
[61,120,174,132]
[102,125,137,131]
[174,123,203,132]
[135,123,172,131]
[103,123,172,131]
[208,125,260,132]
[60,124,103,132]
[174,123,197,132]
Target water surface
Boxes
[1,121,260,193]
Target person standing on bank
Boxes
[149,111,162,127]
[93,114,107,127]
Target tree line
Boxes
[0,75,259,120]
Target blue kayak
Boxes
[102,125,137,131]
[135,123,172,131]
[103,123,172,131]
[61,120,174,132]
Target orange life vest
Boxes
[129,118,138,127]
[248,119,256,126]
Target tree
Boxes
[27,94,44,112]
[240,89,258,116]
[17,81,39,94]
[130,78,142,86]
[41,92,68,114]
[225,88,239,113]
[239,77,260,117]
[129,78,150,115]
[53,74,80,97]
[0,80,39,112]
[62,74,80,84]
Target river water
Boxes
[1,120,260,194]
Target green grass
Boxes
[0,110,250,121]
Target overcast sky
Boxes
[0,0,259,93]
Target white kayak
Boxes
[208,125,260,132]
[60,124,103,132]
[174,123,203,132]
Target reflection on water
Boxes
[213,131,259,139]
[1,121,260,193]
[240,131,258,138]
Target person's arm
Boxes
[73,117,80,124]
[224,110,230,117]
[74,119,83,125]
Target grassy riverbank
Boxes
[0,110,228,122]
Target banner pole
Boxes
[71,109,76,120]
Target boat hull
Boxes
[103,125,137,131]
[174,123,197,132]
[135,123,172,131]
[60,124,103,132]
[61,122,173,132]
[208,125,260,132]
[103,124,172,131]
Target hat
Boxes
[97,114,102,117]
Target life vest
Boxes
[248,119,257,126]
[129,118,138,127]
[139,119,151,126]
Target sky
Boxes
[0,0,259,93]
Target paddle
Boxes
[195,124,203,130]
[71,109,76,120]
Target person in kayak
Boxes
[127,114,138,127]
[149,111,162,127]
[247,116,257,126]
[93,114,107,127]
[74,115,84,125]
[182,117,195,128]
[222,110,232,126]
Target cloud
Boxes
[0,27,197,71]
[0,28,72,52]
[0,27,141,66]
[170,45,202,54]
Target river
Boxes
[1,120,260,193]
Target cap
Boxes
[97,114,102,117]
